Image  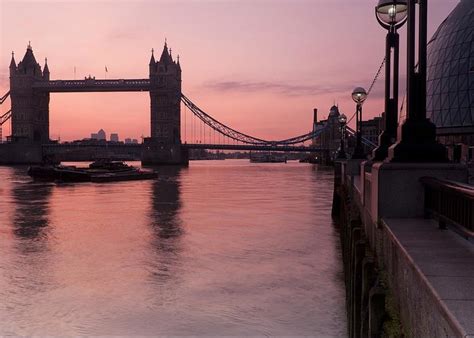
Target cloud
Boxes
[205,80,352,97]
[107,30,139,41]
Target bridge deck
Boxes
[43,143,323,153]
[33,79,151,92]
[184,143,322,152]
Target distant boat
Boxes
[28,160,157,183]
[250,152,287,163]
[299,156,318,164]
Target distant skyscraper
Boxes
[97,129,106,140]
[91,133,98,140]
[110,133,119,142]
[131,139,138,144]
[124,138,132,144]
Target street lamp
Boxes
[388,0,447,162]
[337,113,347,159]
[375,0,408,29]
[372,0,408,161]
[352,87,367,159]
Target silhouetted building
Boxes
[142,41,187,164]
[110,133,119,142]
[97,129,106,141]
[361,115,384,146]
[312,105,344,160]
[427,0,474,163]
[91,133,98,140]
[9,43,49,143]
[148,42,181,144]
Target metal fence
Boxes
[420,176,474,237]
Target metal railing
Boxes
[420,176,474,238]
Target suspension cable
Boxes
[180,55,385,146]
[0,110,12,126]
[0,91,10,104]
[182,94,328,145]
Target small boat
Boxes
[299,156,319,164]
[90,170,157,183]
[88,159,131,171]
[250,152,287,163]
[28,160,157,183]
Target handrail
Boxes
[420,176,474,236]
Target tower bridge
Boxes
[0,42,346,165]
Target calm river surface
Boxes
[0,160,346,336]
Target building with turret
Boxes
[312,105,344,160]
[142,41,187,164]
[148,41,181,144]
[9,43,50,144]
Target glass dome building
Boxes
[426,0,474,161]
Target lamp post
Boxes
[352,87,367,159]
[337,113,347,159]
[388,0,447,162]
[372,0,408,161]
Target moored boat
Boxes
[90,170,157,182]
[250,152,287,163]
[28,160,157,183]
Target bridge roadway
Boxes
[43,143,323,153]
[182,143,323,152]
[32,79,151,92]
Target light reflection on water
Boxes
[0,160,346,336]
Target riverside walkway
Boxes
[333,159,473,337]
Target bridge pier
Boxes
[141,139,188,166]
[0,143,43,164]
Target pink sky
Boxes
[0,0,459,142]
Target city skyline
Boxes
[0,0,459,141]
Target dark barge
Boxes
[28,161,157,183]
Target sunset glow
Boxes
[0,0,458,141]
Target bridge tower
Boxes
[9,43,50,144]
[0,43,49,163]
[142,42,188,165]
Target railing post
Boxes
[420,176,474,235]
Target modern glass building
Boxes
[426,0,474,161]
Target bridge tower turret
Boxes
[9,52,16,76]
[43,58,50,81]
[143,41,187,165]
[9,43,50,144]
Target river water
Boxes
[0,160,346,336]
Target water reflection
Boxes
[149,167,183,241]
[2,169,55,334]
[146,167,184,288]
[12,178,53,242]
[0,161,347,336]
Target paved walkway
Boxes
[384,218,474,337]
